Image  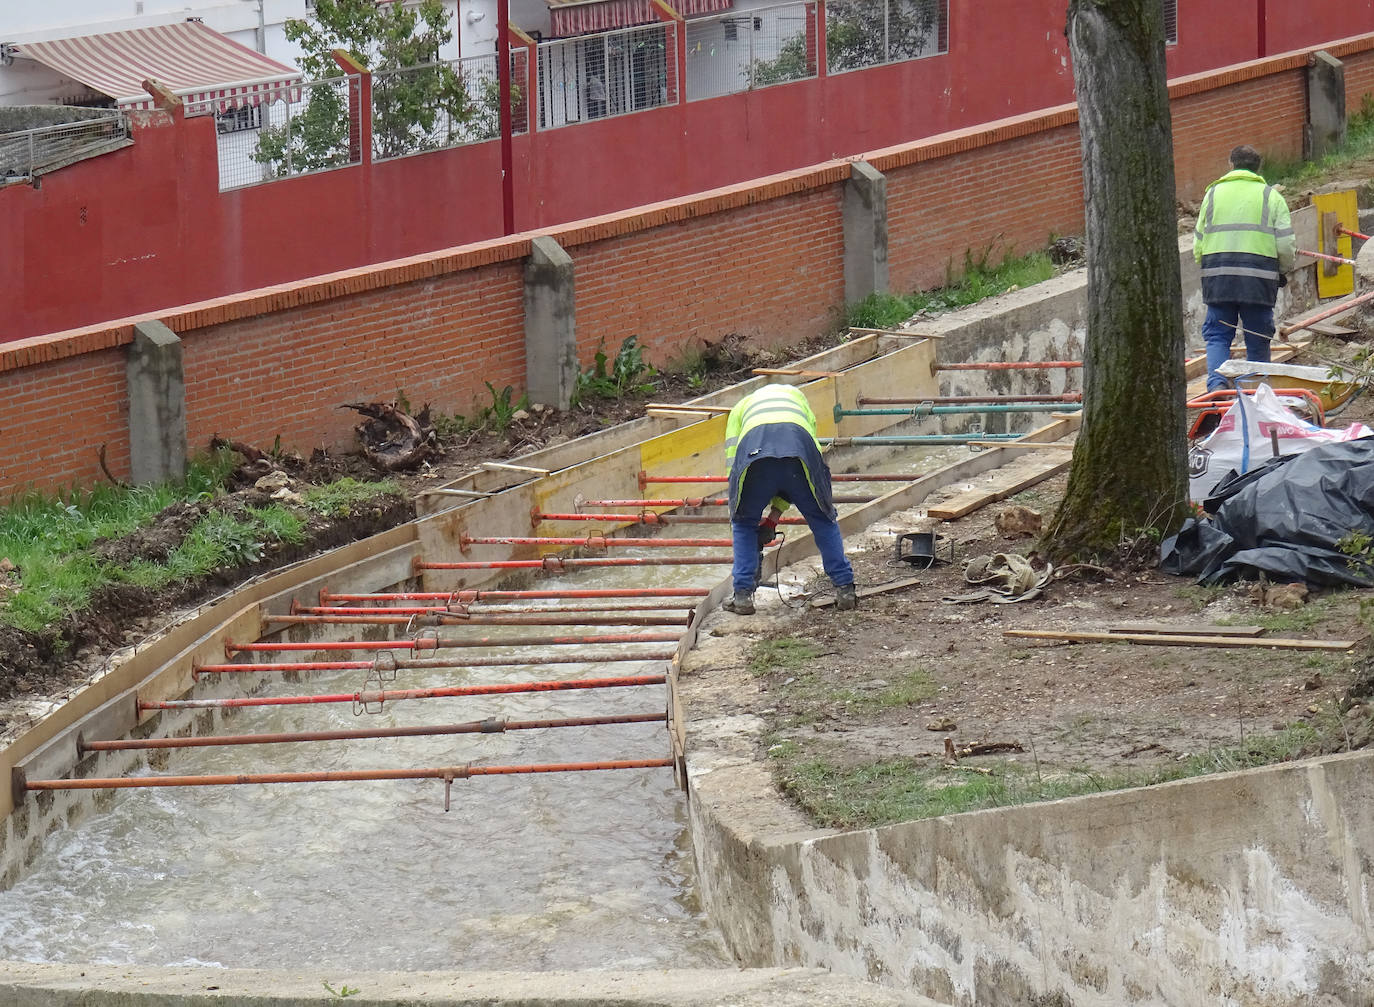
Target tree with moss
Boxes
[1042,0,1190,558]
[254,0,495,173]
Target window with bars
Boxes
[1164,0,1177,44]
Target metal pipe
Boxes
[1278,289,1374,337]
[21,758,675,793]
[531,512,805,526]
[139,673,668,712]
[639,472,917,484]
[414,556,732,571]
[1338,225,1371,242]
[935,361,1082,370]
[574,495,874,507]
[459,534,735,548]
[226,631,683,655]
[322,588,709,603]
[835,404,1080,417]
[822,434,1024,445]
[301,602,697,614]
[193,650,678,676]
[266,612,689,628]
[80,712,667,752]
[857,393,1082,406]
[1297,248,1356,266]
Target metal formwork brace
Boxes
[573,495,875,507]
[1278,289,1374,337]
[18,759,677,809]
[857,393,1082,406]
[299,602,697,615]
[459,534,738,549]
[224,630,684,657]
[935,360,1082,370]
[139,671,668,713]
[79,712,667,752]
[834,403,1081,420]
[531,511,806,526]
[265,610,690,628]
[321,587,709,603]
[821,434,1023,445]
[639,471,918,486]
[1297,248,1357,266]
[413,555,732,572]
[192,649,678,678]
[1338,224,1371,241]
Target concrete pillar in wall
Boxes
[126,320,188,485]
[524,235,579,409]
[1305,50,1346,161]
[842,160,889,305]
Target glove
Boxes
[1278,274,1288,288]
[756,516,779,547]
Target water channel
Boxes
[0,446,958,970]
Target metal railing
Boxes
[536,22,678,130]
[0,114,130,184]
[216,74,361,191]
[824,0,947,74]
[371,50,530,162]
[685,2,817,101]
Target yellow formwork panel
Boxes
[1313,189,1357,299]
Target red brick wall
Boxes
[5,42,1374,497]
[563,181,846,368]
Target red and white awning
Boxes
[14,21,301,113]
[549,0,732,36]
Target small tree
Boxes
[1043,0,1190,558]
[254,0,494,173]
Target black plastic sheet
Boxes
[1160,437,1374,586]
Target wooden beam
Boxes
[752,367,843,378]
[925,459,1069,520]
[1108,623,1265,637]
[811,576,922,608]
[1004,629,1354,651]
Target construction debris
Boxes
[342,401,437,471]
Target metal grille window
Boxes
[215,104,262,134]
[685,1,817,101]
[824,0,947,74]
[216,75,360,191]
[371,51,529,162]
[536,23,677,130]
[1164,0,1178,44]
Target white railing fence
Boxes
[824,0,947,74]
[371,50,530,162]
[215,75,360,191]
[0,114,130,184]
[536,22,678,130]
[685,1,818,101]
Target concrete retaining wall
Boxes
[687,749,1374,1006]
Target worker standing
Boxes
[723,383,857,614]
[1194,144,1296,391]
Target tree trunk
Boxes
[1044,0,1190,560]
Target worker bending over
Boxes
[723,383,857,614]
[1194,144,1296,391]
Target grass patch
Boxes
[747,636,823,676]
[1265,95,1374,189]
[0,461,402,634]
[774,723,1329,829]
[842,248,1055,331]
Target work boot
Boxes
[723,591,755,615]
[835,584,858,611]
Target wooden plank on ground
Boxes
[1004,629,1354,651]
[925,458,1069,521]
[811,576,921,609]
[1108,622,1265,637]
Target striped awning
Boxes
[14,22,301,113]
[549,0,732,36]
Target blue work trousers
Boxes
[1203,303,1274,391]
[731,456,854,594]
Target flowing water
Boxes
[0,447,955,970]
